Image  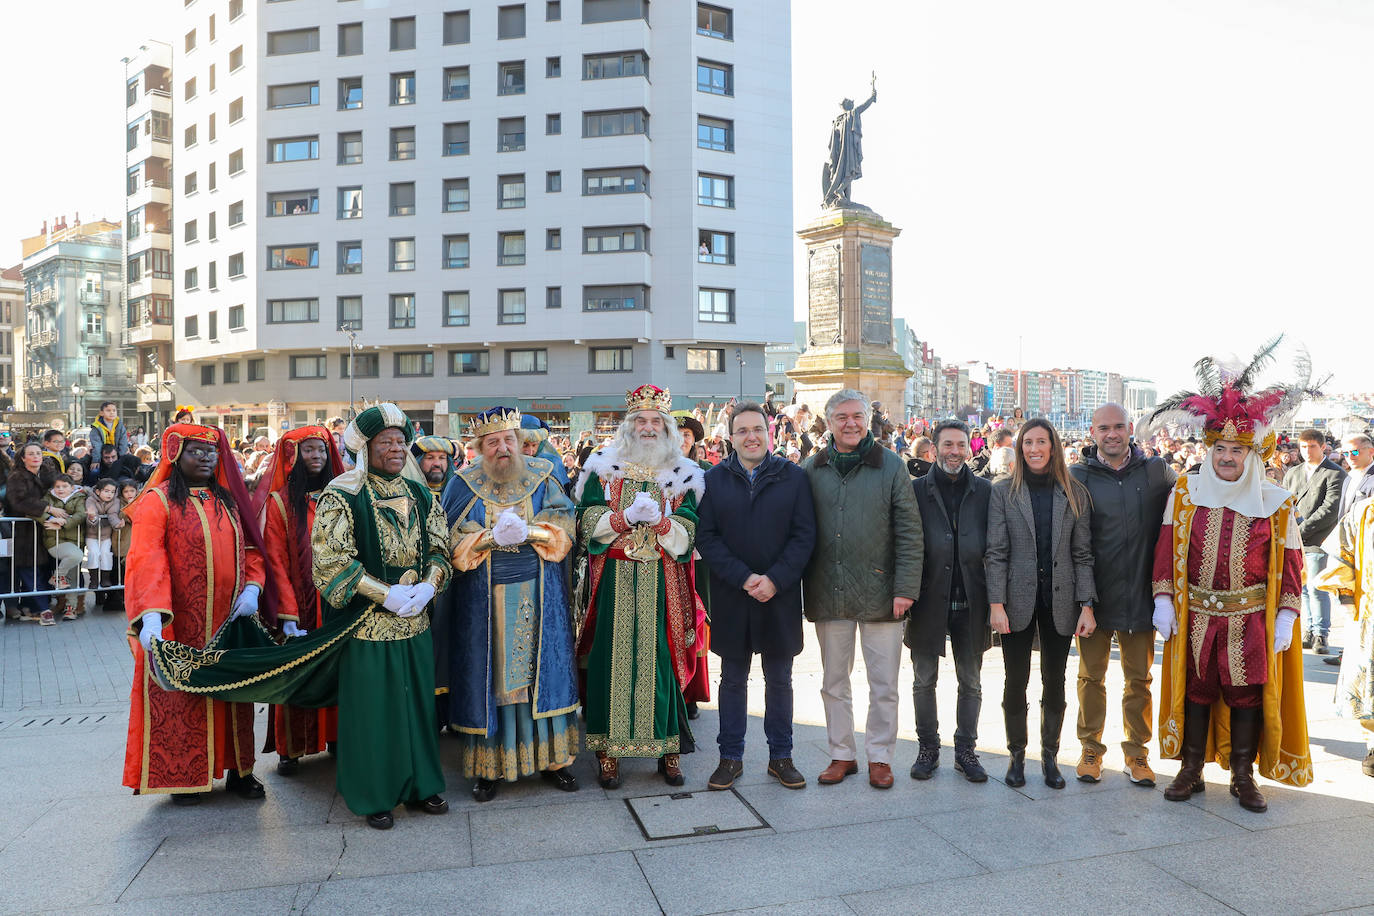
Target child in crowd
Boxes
[103,479,140,613]
[85,478,122,608]
[41,474,87,623]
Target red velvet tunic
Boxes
[123,485,265,793]
[262,490,337,757]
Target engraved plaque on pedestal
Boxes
[860,244,892,347]
[808,244,841,347]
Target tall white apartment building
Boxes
[172,0,791,439]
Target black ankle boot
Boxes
[1005,751,1026,788]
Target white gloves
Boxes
[491,508,529,547]
[282,620,306,638]
[230,584,260,620]
[396,582,436,618]
[382,584,415,612]
[1153,596,1174,641]
[624,492,663,526]
[139,612,163,651]
[1274,608,1299,653]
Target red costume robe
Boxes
[123,485,265,793]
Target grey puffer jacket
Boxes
[802,441,923,621]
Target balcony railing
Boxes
[80,290,108,306]
[27,372,59,390]
[28,288,55,307]
[27,329,58,349]
[82,330,108,347]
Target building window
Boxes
[546,56,561,78]
[228,252,244,277]
[498,232,526,266]
[185,171,198,195]
[338,22,363,56]
[546,286,562,308]
[185,315,199,338]
[341,352,379,378]
[546,170,562,192]
[499,289,527,324]
[229,44,244,70]
[229,148,244,173]
[390,72,416,105]
[443,122,470,156]
[498,61,526,95]
[698,230,734,264]
[389,293,416,328]
[546,228,561,250]
[267,245,319,270]
[184,76,197,101]
[582,51,648,80]
[229,200,244,225]
[697,3,732,39]
[687,347,725,372]
[208,163,217,191]
[390,181,416,215]
[697,60,733,96]
[267,82,318,109]
[268,298,320,322]
[269,136,319,162]
[697,287,735,322]
[390,16,416,50]
[338,240,363,274]
[498,174,526,209]
[338,186,363,219]
[697,116,733,151]
[338,76,363,109]
[267,189,319,216]
[223,362,240,384]
[497,4,526,39]
[395,351,433,377]
[449,349,488,375]
[443,66,470,100]
[390,238,416,271]
[248,358,265,381]
[583,0,649,23]
[443,291,470,326]
[184,124,198,148]
[582,108,648,138]
[584,225,648,253]
[267,27,320,55]
[200,364,215,386]
[184,267,199,290]
[208,263,219,290]
[583,166,649,195]
[591,346,633,372]
[229,0,242,20]
[506,348,547,374]
[228,304,245,329]
[698,172,734,207]
[546,113,561,135]
[546,1,561,20]
[443,234,470,268]
[339,131,363,164]
[443,11,470,44]
[290,355,327,379]
[443,178,470,212]
[338,295,362,329]
[583,284,647,311]
[498,117,526,151]
[208,64,216,93]
[390,126,416,160]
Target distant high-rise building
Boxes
[0,265,21,408]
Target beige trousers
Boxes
[1075,628,1155,759]
[815,619,904,765]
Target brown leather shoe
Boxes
[817,758,858,785]
[868,762,894,789]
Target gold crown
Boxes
[626,384,672,414]
[467,407,523,439]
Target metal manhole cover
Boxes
[625,788,769,841]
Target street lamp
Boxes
[71,383,83,432]
[735,348,745,400]
[340,324,360,419]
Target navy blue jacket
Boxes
[696,452,816,657]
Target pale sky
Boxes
[5,0,1372,394]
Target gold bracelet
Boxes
[355,575,391,604]
[422,565,445,590]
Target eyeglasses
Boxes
[1342,449,1360,457]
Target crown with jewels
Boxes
[467,406,523,439]
[626,384,673,414]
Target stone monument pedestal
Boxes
[787,206,910,418]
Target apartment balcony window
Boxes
[395,351,433,377]
[184,76,197,101]
[443,234,470,268]
[338,240,362,274]
[200,364,215,386]
[687,347,725,372]
[498,117,526,152]
[546,170,561,192]
[207,263,218,290]
[497,5,526,39]
[184,219,198,243]
[498,174,525,209]
[443,291,470,327]
[267,245,319,270]
[185,315,199,338]
[498,232,526,266]
[547,1,561,20]
[443,178,470,212]
[698,230,734,264]
[443,67,470,100]
[498,61,526,95]
[267,28,319,55]
[338,295,362,329]
[290,355,327,379]
[582,108,648,138]
[338,77,363,110]
[697,60,733,96]
[546,56,561,77]
[506,348,547,374]
[389,293,416,328]
[697,4,732,40]
[222,362,240,384]
[338,22,363,56]
[185,171,198,195]
[390,181,416,216]
[584,225,648,254]
[268,82,318,109]
[582,51,647,80]
[583,166,648,195]
[208,113,218,141]
[229,148,244,173]
[269,136,319,162]
[338,186,362,219]
[228,304,244,329]
[390,238,416,271]
[207,308,218,337]
[229,45,243,71]
[390,126,416,160]
[443,11,470,44]
[208,64,216,93]
[228,252,244,277]
[433,122,471,159]
[268,298,320,323]
[390,16,416,51]
[583,284,647,311]
[697,172,733,207]
[184,124,198,148]
[248,358,265,381]
[697,287,734,322]
[229,200,244,225]
[229,0,242,21]
[591,346,632,373]
[391,72,416,105]
[583,0,648,25]
[267,189,319,216]
[450,349,488,375]
[499,289,526,324]
[341,352,380,378]
[697,116,733,151]
[339,131,363,165]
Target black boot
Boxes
[1164,700,1211,801]
[1227,706,1267,813]
[1004,702,1028,788]
[1041,701,1066,789]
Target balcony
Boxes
[128,229,171,256]
[126,275,172,300]
[127,177,172,210]
[82,329,108,347]
[127,86,172,121]
[28,287,56,308]
[123,321,173,346]
[27,371,60,390]
[79,289,108,306]
[26,328,58,349]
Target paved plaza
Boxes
[2,606,1372,916]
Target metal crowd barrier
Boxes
[0,515,128,601]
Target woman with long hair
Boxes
[985,418,1097,788]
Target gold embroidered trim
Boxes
[1199,506,1224,589]
[353,608,430,641]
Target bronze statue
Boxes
[822,73,878,208]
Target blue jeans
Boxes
[1302,550,1331,639]
[716,653,794,761]
[911,612,984,749]
[16,562,51,613]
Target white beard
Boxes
[618,432,678,469]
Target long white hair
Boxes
[610,410,683,468]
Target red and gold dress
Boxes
[123,485,265,793]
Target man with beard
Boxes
[441,407,580,801]
[123,423,270,803]
[576,384,706,788]
[413,435,459,496]
[256,426,346,774]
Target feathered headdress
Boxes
[1138,335,1323,461]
